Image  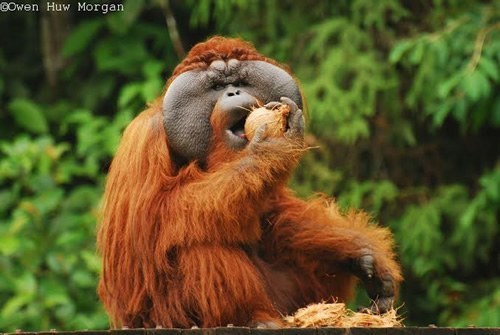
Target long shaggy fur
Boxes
[97,37,402,328]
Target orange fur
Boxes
[97,37,402,328]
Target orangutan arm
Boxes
[162,103,306,246]
[265,190,402,312]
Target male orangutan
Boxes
[97,36,402,329]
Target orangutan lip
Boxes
[228,114,248,139]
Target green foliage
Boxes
[8,99,49,134]
[389,4,500,130]
[0,136,106,330]
[391,170,500,325]
[0,3,170,331]
[0,0,498,331]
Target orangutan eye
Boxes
[234,81,248,87]
[212,83,226,91]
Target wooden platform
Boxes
[4,327,500,335]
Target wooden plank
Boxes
[280,328,317,335]
[112,328,146,335]
[249,327,283,335]
[317,327,349,335]
[386,327,421,335]
[349,328,388,335]
[456,329,500,335]
[145,328,182,335]
[4,328,500,335]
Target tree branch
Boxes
[158,0,185,60]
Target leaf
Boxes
[479,171,500,201]
[371,180,399,213]
[82,251,102,273]
[14,272,36,295]
[121,0,145,24]
[452,98,467,123]
[400,122,417,146]
[458,198,479,233]
[433,103,452,127]
[72,270,95,288]
[389,40,413,63]
[462,71,489,102]
[8,99,48,134]
[478,57,499,81]
[1,295,31,318]
[118,83,142,108]
[94,39,148,74]
[56,231,86,247]
[40,278,71,307]
[409,40,425,65]
[62,20,103,57]
[33,189,64,215]
[0,190,16,213]
[433,40,449,66]
[0,236,20,255]
[141,79,162,102]
[438,72,463,99]
[142,60,163,79]
[107,0,145,33]
[337,118,370,143]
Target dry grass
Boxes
[283,302,403,328]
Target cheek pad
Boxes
[243,61,303,110]
[162,62,302,163]
[163,71,217,162]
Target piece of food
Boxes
[244,104,291,140]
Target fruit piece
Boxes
[244,104,291,140]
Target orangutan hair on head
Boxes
[97,36,402,329]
